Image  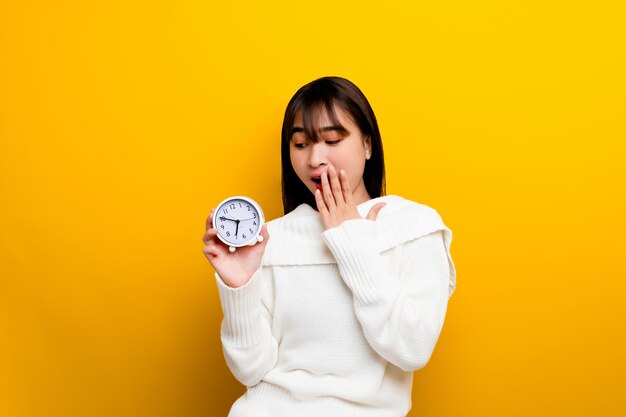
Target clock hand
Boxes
[219,216,237,223]
[239,217,257,222]
[235,219,240,238]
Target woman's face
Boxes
[289,105,372,205]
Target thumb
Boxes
[366,202,387,221]
[257,223,270,246]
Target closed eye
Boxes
[293,143,308,149]
[325,140,341,145]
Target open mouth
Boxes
[311,177,322,191]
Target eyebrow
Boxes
[290,125,346,137]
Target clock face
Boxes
[213,197,264,247]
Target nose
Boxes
[308,142,328,168]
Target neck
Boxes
[351,180,371,206]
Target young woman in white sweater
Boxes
[202,76,456,417]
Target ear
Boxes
[364,135,372,160]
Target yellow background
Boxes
[1,1,624,416]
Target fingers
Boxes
[250,223,271,252]
[366,202,387,221]
[320,169,336,209]
[202,228,222,259]
[202,227,218,244]
[328,165,344,205]
[202,242,221,258]
[206,208,215,230]
[321,164,348,209]
[258,223,270,244]
[315,188,328,216]
[339,169,352,205]
[203,209,219,259]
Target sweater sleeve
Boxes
[215,266,278,387]
[321,219,451,372]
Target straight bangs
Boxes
[295,98,350,143]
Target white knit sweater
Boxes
[215,195,456,417]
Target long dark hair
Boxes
[280,76,386,214]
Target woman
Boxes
[202,76,456,417]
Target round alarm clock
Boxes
[212,196,265,252]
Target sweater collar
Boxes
[290,195,405,219]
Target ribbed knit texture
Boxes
[214,195,456,417]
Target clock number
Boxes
[253,221,257,226]
[226,231,230,237]
[242,234,246,239]
[253,213,256,218]
[247,205,251,211]
[239,202,242,208]
[220,225,224,229]
[230,203,236,210]
[223,208,228,214]
[249,228,253,234]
